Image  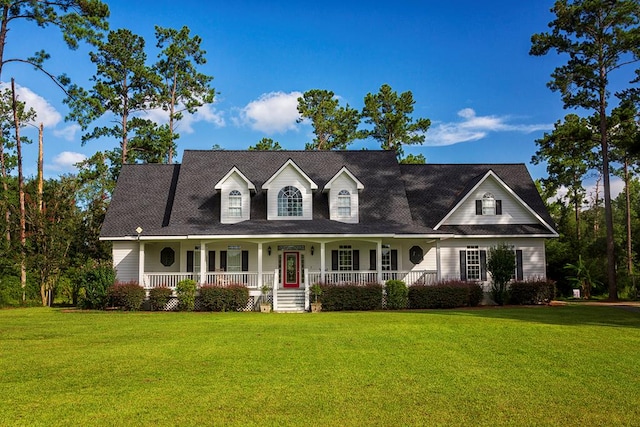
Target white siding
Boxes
[443,177,539,226]
[266,165,313,220]
[439,238,547,283]
[113,241,139,282]
[144,243,180,272]
[219,172,251,224]
[328,173,359,223]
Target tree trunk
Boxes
[599,89,617,301]
[0,122,9,243]
[11,79,26,303]
[624,156,633,278]
[0,5,9,79]
[38,122,43,211]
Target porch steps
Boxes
[275,289,306,312]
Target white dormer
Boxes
[434,170,556,234]
[323,167,364,224]
[215,167,256,224]
[262,159,318,220]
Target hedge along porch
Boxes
[114,236,441,312]
[101,150,557,312]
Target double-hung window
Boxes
[337,190,351,217]
[466,246,481,280]
[229,190,242,217]
[339,245,352,271]
[482,193,495,215]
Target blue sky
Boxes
[1,0,627,196]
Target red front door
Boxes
[283,252,300,288]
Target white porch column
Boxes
[257,243,263,288]
[320,242,326,283]
[200,241,206,284]
[436,240,442,281]
[377,240,383,284]
[138,241,145,287]
[304,268,310,310]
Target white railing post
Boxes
[304,268,309,311]
[273,269,279,311]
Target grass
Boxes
[1,305,639,426]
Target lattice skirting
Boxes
[160,296,256,312]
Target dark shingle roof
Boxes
[100,151,555,238]
[399,163,555,232]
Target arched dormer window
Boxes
[482,192,496,215]
[278,186,303,217]
[338,189,351,217]
[229,190,242,217]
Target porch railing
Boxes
[143,270,437,290]
[144,273,196,289]
[204,272,260,288]
[307,270,437,286]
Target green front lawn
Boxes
[1,306,638,426]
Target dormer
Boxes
[262,159,318,220]
[435,170,555,232]
[215,166,256,224]
[323,166,364,223]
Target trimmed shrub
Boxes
[176,279,197,311]
[467,282,484,307]
[199,284,249,312]
[385,280,408,310]
[77,261,116,309]
[318,282,383,311]
[509,279,556,305]
[107,281,145,311]
[149,286,173,311]
[409,280,481,309]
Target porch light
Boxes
[268,246,271,256]
[311,246,314,255]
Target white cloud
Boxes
[49,151,87,171]
[238,91,302,134]
[550,176,625,207]
[53,124,81,141]
[424,108,552,146]
[0,82,62,128]
[140,103,225,134]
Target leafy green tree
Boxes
[361,84,431,159]
[399,153,426,164]
[530,0,640,300]
[65,28,161,165]
[154,25,216,164]
[487,244,516,306]
[249,137,282,151]
[297,89,361,150]
[609,99,640,278]
[0,0,109,83]
[531,114,599,251]
[26,177,81,306]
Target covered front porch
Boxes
[129,237,442,312]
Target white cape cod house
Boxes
[100,150,557,311]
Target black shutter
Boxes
[460,251,466,280]
[208,251,216,272]
[496,200,502,215]
[370,250,376,270]
[476,200,482,215]
[220,251,227,271]
[516,250,523,280]
[391,250,398,270]
[480,250,487,281]
[187,251,194,272]
[242,250,249,272]
[353,250,359,270]
[332,250,338,270]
